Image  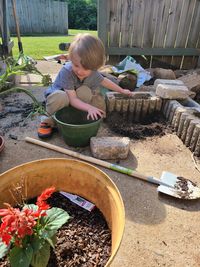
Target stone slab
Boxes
[90,136,130,159]
[154,79,184,88]
[156,84,189,99]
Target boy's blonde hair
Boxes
[69,33,105,70]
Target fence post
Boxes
[97,0,108,48]
[1,0,13,57]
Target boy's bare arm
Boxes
[66,90,105,120]
[101,77,132,96]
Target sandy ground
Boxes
[1,61,200,267]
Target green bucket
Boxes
[53,106,102,147]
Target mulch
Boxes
[0,192,111,267]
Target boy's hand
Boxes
[121,89,133,96]
[87,106,105,120]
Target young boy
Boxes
[38,33,132,138]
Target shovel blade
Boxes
[158,171,200,200]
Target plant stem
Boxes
[0,87,48,116]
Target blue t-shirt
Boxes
[44,62,104,97]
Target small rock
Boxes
[153,68,176,80]
[178,73,200,93]
[9,134,18,140]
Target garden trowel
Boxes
[25,137,200,200]
[156,171,200,200]
[136,170,200,200]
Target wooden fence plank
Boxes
[153,0,170,48]
[34,0,42,32]
[142,0,155,48]
[46,1,53,33]
[163,0,182,68]
[152,0,172,68]
[187,0,200,47]
[131,0,145,48]
[108,0,122,63]
[165,0,182,48]
[182,0,200,69]
[120,0,133,47]
[21,0,30,33]
[98,0,108,47]
[142,0,159,67]
[109,0,122,47]
[172,0,196,68]
[7,0,68,34]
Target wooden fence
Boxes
[98,0,200,69]
[7,0,68,34]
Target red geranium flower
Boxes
[36,187,55,212]
[0,187,56,247]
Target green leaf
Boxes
[0,240,9,259]
[32,233,56,250]
[9,244,33,267]
[31,241,50,267]
[45,235,56,249]
[23,204,38,211]
[40,208,70,238]
[31,236,45,253]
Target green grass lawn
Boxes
[12,29,97,60]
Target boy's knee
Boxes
[91,94,106,114]
[76,85,92,103]
[46,90,69,115]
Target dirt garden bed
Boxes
[106,112,172,139]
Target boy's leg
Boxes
[42,87,90,127]
[46,91,69,119]
[76,85,93,103]
[38,90,69,138]
[76,85,106,113]
[91,93,106,114]
[43,90,69,126]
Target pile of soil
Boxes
[106,112,172,139]
[0,192,111,267]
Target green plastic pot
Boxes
[53,106,102,147]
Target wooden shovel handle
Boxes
[25,137,159,184]
[11,0,23,53]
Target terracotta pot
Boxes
[0,158,125,266]
[0,136,5,153]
